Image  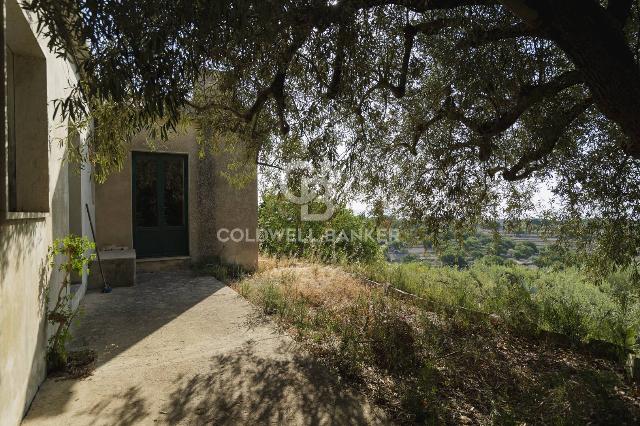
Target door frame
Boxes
[131,151,189,258]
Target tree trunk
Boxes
[506,0,640,158]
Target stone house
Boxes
[92,130,258,283]
[0,2,257,424]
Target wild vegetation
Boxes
[259,193,380,263]
[257,197,640,349]
[352,261,640,349]
[193,199,640,423]
[235,261,640,424]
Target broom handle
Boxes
[85,204,108,290]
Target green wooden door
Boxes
[132,152,188,258]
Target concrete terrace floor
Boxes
[23,272,386,425]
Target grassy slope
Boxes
[351,261,640,348]
[231,259,640,425]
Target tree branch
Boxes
[502,97,593,181]
[257,161,284,171]
[377,18,463,99]
[242,29,310,134]
[386,24,417,98]
[327,23,348,99]
[185,99,245,119]
[607,0,633,26]
[456,23,547,48]
[452,70,584,137]
[405,106,449,154]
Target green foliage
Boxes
[478,255,505,266]
[512,241,538,260]
[46,235,95,371]
[352,261,640,349]
[493,236,516,256]
[439,248,468,269]
[25,0,640,274]
[63,97,168,184]
[534,244,574,269]
[462,234,489,260]
[258,193,381,263]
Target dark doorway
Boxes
[132,152,188,258]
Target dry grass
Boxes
[257,256,306,272]
[234,258,640,424]
[253,263,372,309]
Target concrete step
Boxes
[136,256,191,273]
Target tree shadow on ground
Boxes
[68,272,227,368]
[23,272,227,422]
[161,340,387,425]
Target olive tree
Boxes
[25,0,640,272]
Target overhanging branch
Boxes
[501,97,594,181]
[378,18,463,99]
[451,70,584,137]
[607,0,634,26]
[456,23,547,48]
[327,23,348,99]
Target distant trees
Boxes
[513,242,539,260]
[439,249,469,269]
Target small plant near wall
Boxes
[46,235,95,372]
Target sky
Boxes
[260,165,559,218]
[346,180,557,216]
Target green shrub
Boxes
[439,248,468,269]
[47,235,96,371]
[259,193,381,263]
[493,236,516,256]
[463,235,488,260]
[513,242,538,259]
[483,268,540,332]
[478,255,504,266]
[351,260,640,347]
[535,244,573,269]
[598,268,640,348]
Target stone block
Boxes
[88,249,136,289]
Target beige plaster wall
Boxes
[95,130,258,270]
[208,149,259,271]
[0,1,92,424]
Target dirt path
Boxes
[22,272,386,425]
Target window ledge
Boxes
[4,211,49,221]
